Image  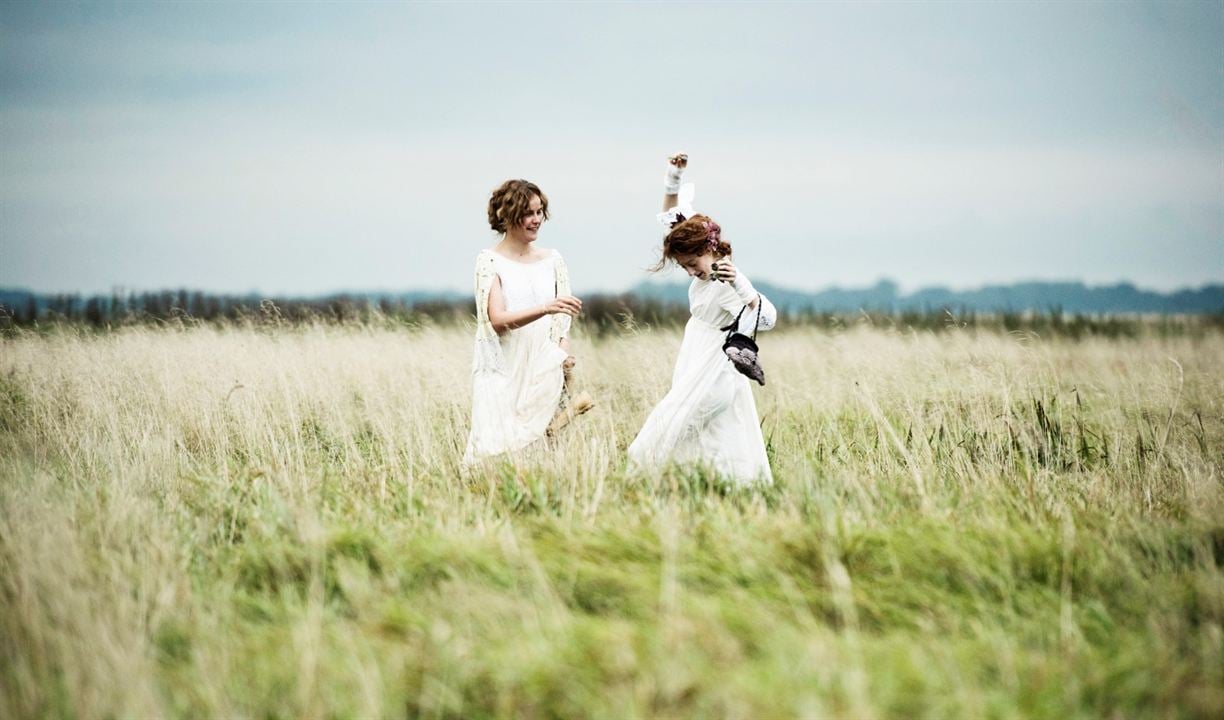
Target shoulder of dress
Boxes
[474,251,498,281]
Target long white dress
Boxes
[464,248,572,463]
[627,274,776,485]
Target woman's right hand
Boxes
[663,152,689,208]
[544,295,582,317]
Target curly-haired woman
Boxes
[464,179,591,463]
[627,154,777,485]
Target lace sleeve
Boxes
[472,250,506,374]
[737,293,777,335]
[715,269,776,335]
[474,251,493,326]
[549,250,572,342]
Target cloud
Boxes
[1,2,1220,294]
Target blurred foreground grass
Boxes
[1,322,1221,718]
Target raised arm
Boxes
[662,153,687,212]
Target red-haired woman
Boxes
[463,179,590,463]
[627,154,777,485]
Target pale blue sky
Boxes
[1,1,1220,295]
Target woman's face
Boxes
[514,195,545,243]
[675,252,716,281]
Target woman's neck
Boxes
[499,234,533,258]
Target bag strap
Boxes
[719,304,746,335]
[750,293,761,341]
[719,293,763,341]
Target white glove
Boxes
[663,163,685,194]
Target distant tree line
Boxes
[3,289,1223,340]
[0,290,696,333]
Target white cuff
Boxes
[731,273,757,305]
[663,165,685,194]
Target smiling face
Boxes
[487,179,549,237]
[675,252,716,281]
[514,194,545,243]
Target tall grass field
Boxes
[1,320,1221,718]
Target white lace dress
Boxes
[627,274,776,485]
[463,248,571,462]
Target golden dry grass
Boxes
[1,321,1221,718]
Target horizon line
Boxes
[3,276,1224,300]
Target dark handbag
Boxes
[720,294,765,385]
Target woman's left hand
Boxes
[712,259,737,284]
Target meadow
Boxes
[1,318,1221,718]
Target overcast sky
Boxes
[1,1,1220,295]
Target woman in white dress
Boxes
[627,154,777,485]
[464,179,591,463]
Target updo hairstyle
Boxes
[651,214,732,272]
[487,179,549,234]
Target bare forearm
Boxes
[489,305,547,334]
[662,191,678,213]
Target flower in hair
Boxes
[703,220,721,250]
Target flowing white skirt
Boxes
[464,318,568,463]
[628,316,772,485]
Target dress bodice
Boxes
[688,277,742,328]
[687,275,777,334]
[491,250,559,312]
